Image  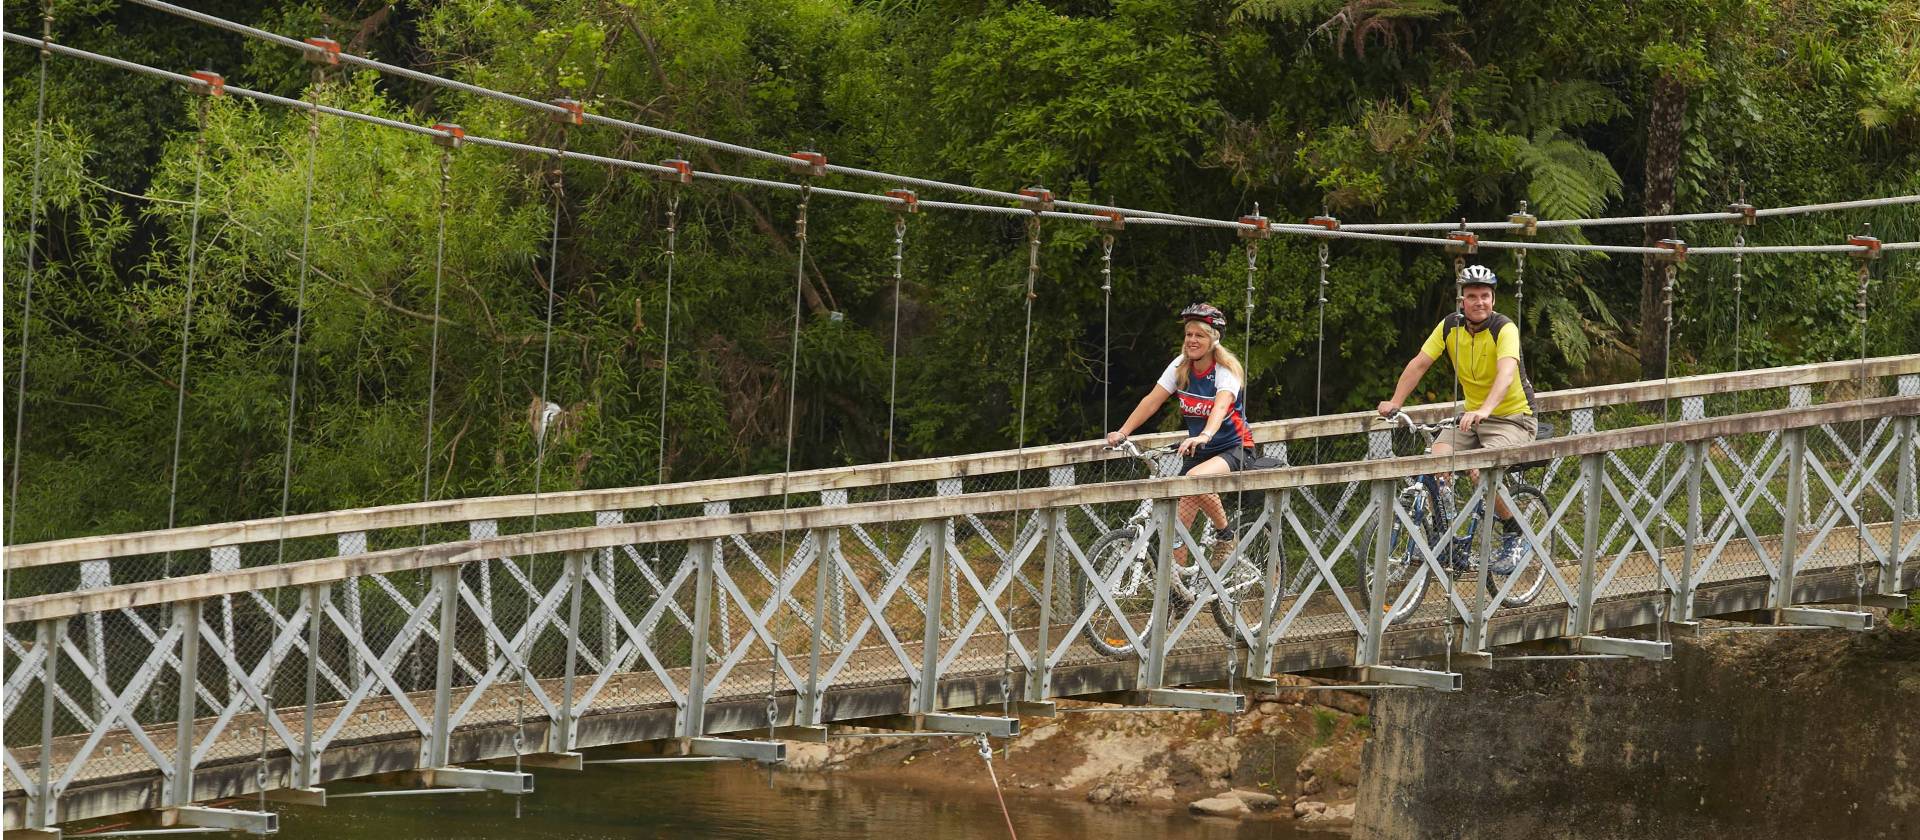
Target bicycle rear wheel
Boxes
[1207,520,1275,646]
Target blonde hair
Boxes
[1175,322,1245,390]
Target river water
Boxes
[271,761,1335,839]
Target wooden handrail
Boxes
[8,394,1912,623]
[5,355,1913,571]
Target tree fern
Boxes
[1513,129,1623,220]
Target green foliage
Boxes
[3,0,1916,541]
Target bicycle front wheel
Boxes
[1490,484,1552,607]
[1357,483,1437,626]
[1078,527,1186,658]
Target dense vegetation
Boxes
[4,0,1916,542]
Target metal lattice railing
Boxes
[2,382,1916,832]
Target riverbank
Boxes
[786,677,1374,833]
[784,621,1919,839]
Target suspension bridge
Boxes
[4,2,1919,837]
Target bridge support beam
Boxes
[1250,489,1285,677]
[1363,665,1462,692]
[1889,415,1913,597]
[1028,499,1065,702]
[767,725,830,743]
[1777,607,1874,631]
[263,786,327,807]
[395,767,533,795]
[556,551,586,754]
[1775,429,1807,611]
[1470,469,1504,653]
[300,583,327,789]
[486,751,584,771]
[164,805,278,835]
[803,528,827,725]
[1575,635,1671,661]
[1677,441,1704,622]
[426,565,459,767]
[1140,688,1245,714]
[683,540,715,737]
[1361,481,1394,665]
[918,520,949,714]
[689,737,785,763]
[1575,455,1602,637]
[1140,499,1177,688]
[867,713,1020,738]
[170,600,202,808]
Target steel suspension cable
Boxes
[884,211,908,481]
[527,134,569,639]
[422,139,453,513]
[1243,228,1259,382]
[112,2,1920,241]
[1851,232,1875,610]
[531,141,567,530]
[1656,256,1680,644]
[1009,211,1043,689]
[274,65,326,565]
[777,182,813,616]
[11,29,1912,262]
[656,184,681,493]
[1099,229,1114,483]
[879,207,909,576]
[1313,239,1328,462]
[1731,233,1745,411]
[8,2,51,543]
[165,89,214,553]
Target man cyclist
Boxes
[1376,265,1535,572]
[1106,303,1255,567]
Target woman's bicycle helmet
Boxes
[1178,302,1228,330]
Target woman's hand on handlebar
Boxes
[1376,400,1401,417]
[1105,430,1128,447]
[1177,433,1211,457]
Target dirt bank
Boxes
[785,679,1372,832]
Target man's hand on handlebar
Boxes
[1105,430,1128,447]
[1376,400,1400,417]
[1460,408,1490,432]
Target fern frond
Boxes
[1515,130,1623,220]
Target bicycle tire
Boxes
[1207,520,1272,647]
[1078,526,1190,657]
[1488,483,1551,607]
[1369,482,1437,624]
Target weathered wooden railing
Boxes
[4,387,1914,832]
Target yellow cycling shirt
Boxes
[1419,317,1532,417]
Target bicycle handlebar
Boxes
[1371,410,1457,436]
[1106,439,1180,460]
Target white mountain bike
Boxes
[1078,440,1269,656]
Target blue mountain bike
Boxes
[1369,412,1551,624]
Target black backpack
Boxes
[1440,312,1537,413]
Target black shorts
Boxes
[1180,446,1254,476]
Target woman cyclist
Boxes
[1105,303,1255,565]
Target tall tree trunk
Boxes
[1639,72,1688,381]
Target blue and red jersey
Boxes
[1155,356,1254,457]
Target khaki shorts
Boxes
[1436,413,1537,451]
